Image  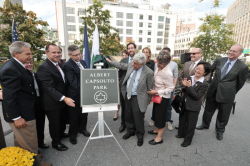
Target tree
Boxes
[80,0,124,56]
[199,0,220,7]
[190,14,235,61]
[0,3,49,60]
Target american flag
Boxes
[12,19,19,42]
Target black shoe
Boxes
[80,130,90,137]
[137,138,144,146]
[38,143,49,149]
[61,133,69,138]
[181,141,191,147]
[69,137,77,145]
[196,125,209,130]
[216,132,223,141]
[148,139,163,145]
[175,135,184,138]
[119,125,126,133]
[122,133,135,140]
[148,130,157,135]
[52,143,68,151]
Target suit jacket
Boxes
[207,57,248,103]
[118,57,129,88]
[183,80,208,112]
[0,58,36,122]
[36,59,67,111]
[63,59,87,106]
[121,64,154,112]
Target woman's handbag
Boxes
[151,95,162,104]
[171,87,185,113]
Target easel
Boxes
[74,63,131,166]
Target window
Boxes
[158,16,164,22]
[66,7,75,14]
[148,23,152,28]
[139,14,143,20]
[78,17,83,23]
[126,21,133,27]
[68,34,76,40]
[148,15,152,20]
[126,13,133,19]
[157,38,163,43]
[78,8,85,15]
[165,17,170,24]
[156,46,162,50]
[119,36,123,42]
[67,16,75,23]
[126,29,132,35]
[117,28,123,34]
[116,12,123,18]
[138,45,142,50]
[158,23,164,29]
[67,25,76,31]
[116,20,123,26]
[139,38,142,42]
[139,22,143,27]
[147,38,151,43]
[148,31,151,35]
[157,31,163,36]
[139,30,143,35]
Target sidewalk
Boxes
[1,83,250,166]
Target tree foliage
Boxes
[0,3,49,60]
[81,0,124,56]
[190,14,235,61]
[199,0,220,7]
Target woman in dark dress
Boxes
[177,62,211,147]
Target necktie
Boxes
[189,62,195,75]
[221,61,231,79]
[127,70,137,100]
[76,62,84,70]
[56,64,65,82]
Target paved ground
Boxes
[1,83,250,166]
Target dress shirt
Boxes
[222,58,237,74]
[190,76,205,86]
[154,65,175,98]
[127,66,143,96]
[75,61,84,70]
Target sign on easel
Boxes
[80,69,119,112]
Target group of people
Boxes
[106,43,248,147]
[0,40,248,165]
[0,42,92,165]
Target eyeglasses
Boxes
[190,52,200,55]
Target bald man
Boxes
[196,44,248,141]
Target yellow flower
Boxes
[0,147,36,166]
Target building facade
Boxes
[226,0,250,51]
[55,0,176,57]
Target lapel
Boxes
[123,64,133,84]
[80,60,87,68]
[216,58,227,80]
[46,59,64,82]
[137,66,146,87]
[69,58,80,74]
[222,59,240,80]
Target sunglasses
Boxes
[190,52,200,55]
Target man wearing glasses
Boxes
[180,48,203,79]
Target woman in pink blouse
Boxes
[147,51,175,145]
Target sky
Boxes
[0,0,236,28]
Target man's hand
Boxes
[147,89,158,95]
[14,118,27,128]
[64,97,75,107]
[105,57,112,63]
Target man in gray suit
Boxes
[121,53,154,146]
[196,44,248,140]
[180,47,203,79]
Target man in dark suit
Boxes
[121,53,154,146]
[0,41,38,153]
[196,44,248,140]
[37,44,75,151]
[63,45,90,145]
[106,42,137,133]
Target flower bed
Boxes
[0,147,36,166]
